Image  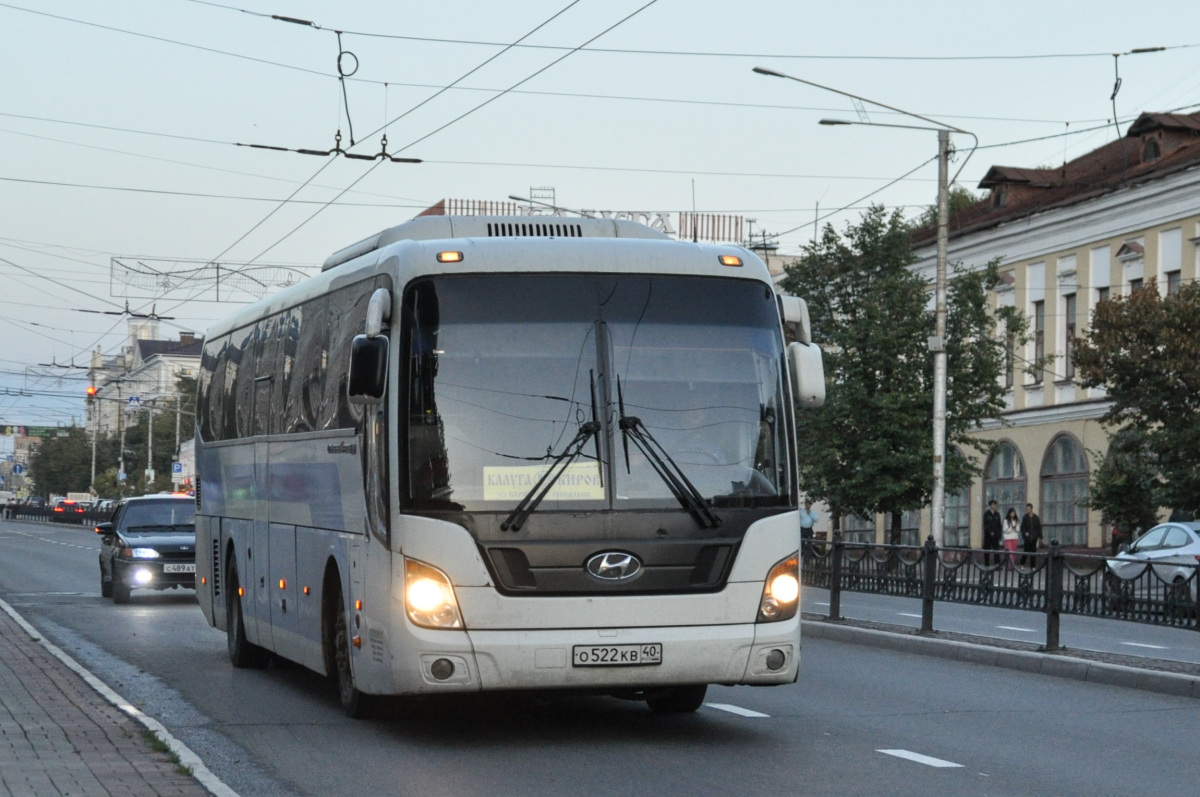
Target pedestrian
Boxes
[1109,521,1127,556]
[1019,502,1042,568]
[982,499,1002,565]
[1002,507,1020,568]
[799,499,818,556]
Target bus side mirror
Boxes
[788,342,825,408]
[348,335,389,404]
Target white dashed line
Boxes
[897,612,923,619]
[877,749,963,768]
[1121,642,1169,650]
[996,625,1037,633]
[815,601,830,606]
[705,703,770,718]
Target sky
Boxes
[2,0,1199,425]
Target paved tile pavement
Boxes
[0,605,212,797]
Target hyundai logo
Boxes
[585,552,643,582]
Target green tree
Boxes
[910,186,981,231]
[781,205,1029,543]
[1074,281,1200,514]
[28,427,92,497]
[1086,427,1163,538]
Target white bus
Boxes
[194,215,824,717]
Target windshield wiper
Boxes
[617,378,721,529]
[502,372,604,532]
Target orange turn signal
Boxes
[437,251,463,263]
[238,587,245,597]
[355,599,362,611]
[303,586,310,595]
[718,255,743,267]
[279,579,286,590]
[352,636,362,648]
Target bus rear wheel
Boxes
[646,684,707,714]
[226,561,268,668]
[333,590,377,719]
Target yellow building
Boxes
[892,111,1200,550]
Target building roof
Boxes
[912,111,1200,247]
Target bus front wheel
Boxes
[226,561,268,668]
[333,590,377,719]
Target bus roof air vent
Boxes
[322,215,669,271]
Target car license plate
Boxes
[163,563,195,574]
[572,643,662,667]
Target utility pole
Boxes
[146,400,154,489]
[929,129,950,547]
[118,390,126,497]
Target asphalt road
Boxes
[3,517,1200,797]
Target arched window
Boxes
[985,441,1026,518]
[841,514,874,544]
[1041,434,1089,546]
[944,487,971,548]
[900,510,922,547]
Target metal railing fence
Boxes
[803,533,1199,650]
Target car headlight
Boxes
[404,558,463,629]
[125,548,161,559]
[758,552,800,623]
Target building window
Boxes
[944,486,970,548]
[1041,435,1089,546]
[991,185,1007,209]
[985,442,1026,518]
[1063,293,1076,380]
[1031,300,1045,384]
[1096,286,1109,304]
[1129,278,1143,293]
[1167,270,1181,295]
[841,514,874,544]
[899,510,922,547]
[1142,137,1161,162]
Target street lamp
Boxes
[754,66,977,547]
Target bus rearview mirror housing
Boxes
[348,335,389,404]
[787,341,825,408]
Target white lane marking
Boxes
[815,601,830,606]
[877,749,963,768]
[996,625,1037,633]
[705,703,770,718]
[1121,642,1169,650]
[897,612,923,618]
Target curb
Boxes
[802,619,1200,700]
[0,598,239,797]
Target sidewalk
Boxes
[0,601,219,797]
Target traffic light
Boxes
[86,385,96,404]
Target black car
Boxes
[96,495,196,604]
[51,499,85,522]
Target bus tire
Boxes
[333,590,376,719]
[646,684,707,714]
[226,561,268,668]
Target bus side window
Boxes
[268,308,298,436]
[227,324,255,440]
[322,285,373,431]
[253,315,278,436]
[285,296,327,433]
[198,336,225,442]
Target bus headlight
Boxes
[757,552,800,622]
[404,559,463,629]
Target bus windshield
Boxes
[405,273,791,514]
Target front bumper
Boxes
[115,560,197,590]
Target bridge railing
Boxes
[803,534,1199,650]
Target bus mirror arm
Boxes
[365,288,392,338]
[348,334,389,405]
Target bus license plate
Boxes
[572,643,662,667]
[163,563,195,574]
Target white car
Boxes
[1105,522,1200,609]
